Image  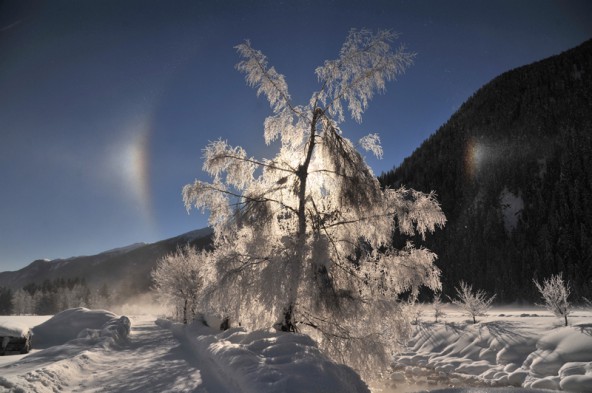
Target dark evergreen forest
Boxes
[380,39,592,303]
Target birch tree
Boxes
[534,273,571,326]
[152,245,204,324]
[183,29,446,374]
[452,281,495,324]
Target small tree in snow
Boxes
[452,281,495,324]
[534,273,571,326]
[183,29,446,374]
[152,245,204,324]
[432,291,445,323]
[406,299,424,325]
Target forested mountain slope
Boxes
[0,228,212,299]
[380,39,592,302]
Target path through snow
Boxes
[0,315,226,393]
[2,313,368,393]
[71,315,205,392]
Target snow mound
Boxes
[0,320,30,338]
[157,318,370,393]
[393,321,592,392]
[0,310,131,392]
[31,308,120,348]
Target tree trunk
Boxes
[183,298,188,325]
[473,315,476,324]
[282,108,322,333]
[279,304,297,332]
[296,108,321,237]
[564,314,568,326]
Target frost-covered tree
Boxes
[452,281,495,324]
[534,273,571,326]
[88,283,112,310]
[432,291,445,323]
[408,300,424,325]
[12,288,38,315]
[151,245,204,324]
[183,29,446,374]
[56,284,89,311]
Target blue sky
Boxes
[1,0,591,271]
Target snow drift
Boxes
[393,320,592,392]
[157,318,370,393]
[0,308,131,392]
[31,308,128,348]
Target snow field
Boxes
[390,307,592,392]
[158,318,371,393]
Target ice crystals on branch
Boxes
[359,133,383,159]
[315,29,415,123]
[182,28,445,376]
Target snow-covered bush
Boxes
[183,29,446,375]
[534,273,571,326]
[451,281,495,324]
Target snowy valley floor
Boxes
[379,306,592,393]
[1,307,592,392]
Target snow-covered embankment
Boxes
[157,318,370,393]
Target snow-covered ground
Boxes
[2,306,591,392]
[380,305,592,393]
[0,309,367,393]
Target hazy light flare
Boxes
[108,115,155,230]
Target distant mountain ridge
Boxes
[380,39,592,302]
[0,228,213,299]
